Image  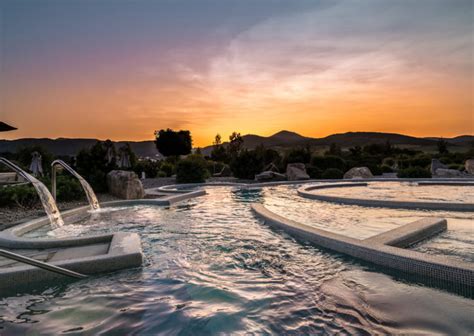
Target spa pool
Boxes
[1,185,473,334]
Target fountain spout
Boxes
[51,159,100,210]
[0,157,64,228]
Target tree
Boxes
[76,140,116,192]
[437,139,449,154]
[349,146,362,157]
[285,147,311,164]
[211,133,228,162]
[311,155,346,171]
[230,150,263,179]
[227,132,243,158]
[326,143,342,156]
[176,154,210,183]
[213,134,222,146]
[384,140,393,155]
[155,129,192,157]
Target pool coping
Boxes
[148,177,474,194]
[251,203,474,288]
[297,182,474,211]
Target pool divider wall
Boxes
[0,232,143,289]
[150,177,474,194]
[364,217,447,247]
[251,204,473,287]
[297,182,474,212]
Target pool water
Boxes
[314,181,474,203]
[1,185,473,334]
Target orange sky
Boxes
[1,0,473,147]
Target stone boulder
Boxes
[430,159,447,175]
[286,163,310,181]
[343,167,373,179]
[107,170,145,199]
[433,168,463,178]
[465,159,474,175]
[255,171,286,182]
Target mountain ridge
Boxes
[1,131,472,158]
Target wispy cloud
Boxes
[2,0,472,143]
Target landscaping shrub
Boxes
[55,175,83,201]
[382,157,396,167]
[366,164,383,176]
[210,145,229,163]
[208,160,224,174]
[306,166,323,179]
[160,162,175,177]
[76,141,117,192]
[398,154,431,170]
[134,160,160,178]
[0,184,38,208]
[381,165,394,173]
[157,171,167,178]
[321,168,344,179]
[230,150,264,179]
[285,148,311,165]
[397,167,431,178]
[176,155,210,183]
[311,155,346,171]
[258,147,282,166]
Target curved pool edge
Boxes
[297,182,474,212]
[251,203,474,289]
[149,177,474,193]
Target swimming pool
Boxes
[1,184,473,334]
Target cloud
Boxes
[169,0,472,126]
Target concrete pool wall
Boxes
[297,182,474,212]
[149,177,474,193]
[251,203,473,287]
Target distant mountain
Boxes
[316,132,436,147]
[1,131,472,158]
[233,130,310,149]
[0,138,160,158]
[201,130,473,155]
[425,135,474,144]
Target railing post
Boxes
[51,163,57,201]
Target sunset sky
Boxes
[1,0,472,146]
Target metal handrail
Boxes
[0,158,31,182]
[51,159,75,201]
[51,159,100,209]
[0,249,87,279]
